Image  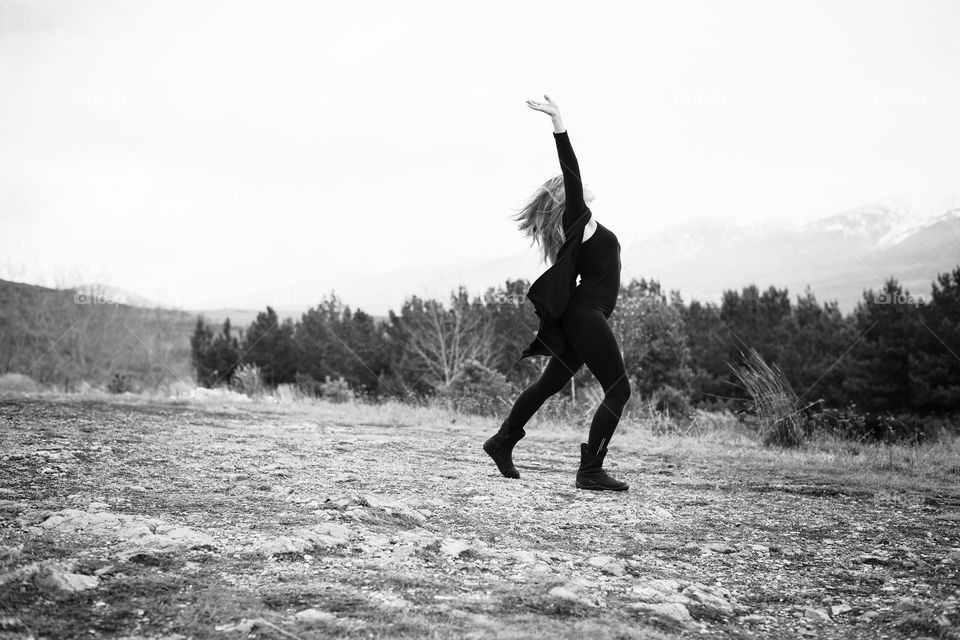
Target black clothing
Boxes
[519,130,621,360]
[568,221,621,317]
[501,306,631,452]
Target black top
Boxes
[554,131,621,317]
[568,221,622,316]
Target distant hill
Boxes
[624,197,960,311]
[9,196,959,323]
[0,278,196,389]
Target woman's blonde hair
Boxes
[512,174,566,266]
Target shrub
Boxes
[438,359,514,417]
[320,375,355,403]
[730,348,805,448]
[0,373,41,395]
[272,383,302,404]
[652,385,692,418]
[295,372,323,398]
[107,372,142,394]
[230,363,266,398]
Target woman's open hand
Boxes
[526,94,561,118]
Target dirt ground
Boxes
[1,395,959,639]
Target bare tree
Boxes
[391,285,495,393]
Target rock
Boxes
[831,604,853,616]
[38,507,217,560]
[750,544,769,553]
[681,584,736,620]
[511,550,537,565]
[34,565,99,595]
[256,536,313,556]
[859,610,880,622]
[631,584,682,604]
[366,591,411,609]
[586,555,627,576]
[293,608,336,626]
[214,619,263,633]
[356,492,427,525]
[804,607,831,623]
[703,542,737,554]
[857,554,889,565]
[293,523,354,547]
[630,602,698,631]
[440,538,471,558]
[740,614,775,624]
[638,578,689,593]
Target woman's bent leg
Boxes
[500,346,584,432]
[560,307,631,454]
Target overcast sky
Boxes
[2,0,959,311]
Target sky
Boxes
[2,0,959,313]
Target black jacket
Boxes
[518,130,592,361]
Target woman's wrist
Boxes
[551,115,566,134]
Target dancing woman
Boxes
[483,95,630,492]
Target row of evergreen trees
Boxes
[190,266,960,415]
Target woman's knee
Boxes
[605,376,631,404]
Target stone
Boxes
[804,607,832,623]
[831,604,853,616]
[256,536,312,556]
[293,608,336,626]
[440,538,471,558]
[34,565,99,595]
[631,585,675,604]
[640,578,688,593]
[214,619,263,633]
[703,542,737,554]
[511,550,537,564]
[630,602,698,631]
[586,555,627,576]
[366,591,411,609]
[38,507,217,560]
[681,584,736,620]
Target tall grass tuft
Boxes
[230,363,266,398]
[730,348,805,448]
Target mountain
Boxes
[36,196,960,322]
[623,197,960,312]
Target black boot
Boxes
[482,424,526,479]
[576,442,629,491]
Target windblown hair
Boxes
[511,174,567,266]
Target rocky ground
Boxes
[0,395,959,639]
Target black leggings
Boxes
[502,305,631,454]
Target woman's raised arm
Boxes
[526,95,586,230]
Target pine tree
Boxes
[842,278,920,413]
[912,267,960,411]
[242,307,297,387]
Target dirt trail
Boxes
[1,396,958,639]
